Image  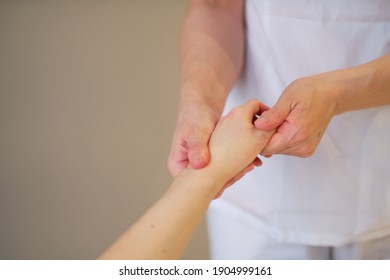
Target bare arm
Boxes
[98,169,220,260]
[99,1,248,260]
[330,53,390,114]
[180,0,245,113]
[100,100,273,259]
[168,0,245,175]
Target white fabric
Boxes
[207,199,390,259]
[208,0,390,250]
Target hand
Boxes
[207,99,274,196]
[168,101,220,177]
[168,99,262,190]
[254,77,338,157]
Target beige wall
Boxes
[0,0,209,259]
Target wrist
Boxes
[177,91,221,128]
[313,59,385,115]
[325,67,368,115]
[302,69,358,117]
[175,165,226,198]
[179,80,227,116]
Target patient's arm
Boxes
[99,100,274,259]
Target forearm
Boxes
[99,168,222,260]
[100,99,274,259]
[180,0,245,114]
[320,54,390,115]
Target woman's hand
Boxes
[168,98,268,198]
[207,99,274,197]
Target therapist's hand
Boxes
[168,101,219,177]
[254,76,338,157]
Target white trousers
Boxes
[207,201,390,260]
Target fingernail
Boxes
[258,116,269,123]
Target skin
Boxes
[168,0,390,175]
[100,0,390,261]
[168,0,245,179]
[99,100,274,259]
[255,54,390,157]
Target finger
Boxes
[272,141,316,158]
[254,97,291,131]
[218,163,255,197]
[260,132,289,156]
[253,156,263,167]
[188,134,211,169]
[253,127,276,151]
[233,162,256,183]
[260,114,308,156]
[214,163,255,199]
[167,143,189,176]
[239,99,270,122]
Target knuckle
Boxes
[247,98,260,107]
[297,144,315,158]
[260,145,275,156]
[228,107,242,116]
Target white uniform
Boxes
[207,0,390,259]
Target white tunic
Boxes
[212,0,390,246]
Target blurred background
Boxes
[0,0,209,259]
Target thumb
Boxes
[188,137,210,169]
[254,99,290,130]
